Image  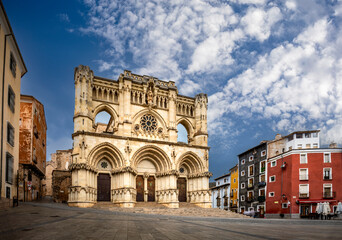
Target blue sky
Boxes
[4,0,342,179]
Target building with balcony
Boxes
[238,141,267,216]
[0,1,27,207]
[266,144,342,218]
[211,173,230,210]
[18,95,47,201]
[229,164,239,212]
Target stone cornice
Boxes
[72,131,210,150]
[188,171,213,179]
[69,163,98,173]
[155,170,179,177]
[111,166,137,176]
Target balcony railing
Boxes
[323,191,336,199]
[258,181,266,187]
[258,196,265,202]
[247,197,254,202]
[299,192,310,198]
[324,176,332,180]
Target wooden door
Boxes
[300,205,311,217]
[147,176,155,202]
[136,175,144,202]
[177,178,187,202]
[97,173,110,201]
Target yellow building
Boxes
[0,1,27,207]
[229,164,239,213]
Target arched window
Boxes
[92,87,97,99]
[177,123,188,143]
[95,111,113,133]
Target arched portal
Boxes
[132,146,171,202]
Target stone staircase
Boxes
[92,201,250,218]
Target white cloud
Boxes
[58,13,70,23]
[241,6,282,41]
[79,0,342,147]
[209,16,342,144]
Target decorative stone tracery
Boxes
[69,66,211,208]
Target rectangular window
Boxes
[241,195,245,202]
[305,133,311,138]
[10,52,16,77]
[269,192,275,197]
[324,153,331,163]
[241,183,245,189]
[306,144,311,148]
[297,144,303,149]
[260,161,266,173]
[6,186,11,199]
[312,132,318,138]
[259,174,266,182]
[259,188,265,197]
[323,184,332,198]
[241,170,245,176]
[248,178,254,188]
[271,161,276,167]
[248,165,254,176]
[323,168,332,180]
[269,175,276,182]
[261,150,266,157]
[8,85,15,113]
[282,203,288,208]
[299,169,308,180]
[6,153,13,184]
[300,153,307,164]
[313,143,318,148]
[241,159,245,165]
[296,133,303,138]
[299,184,309,198]
[7,122,14,146]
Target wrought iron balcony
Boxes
[258,196,265,202]
[323,191,336,199]
[258,181,266,187]
[247,196,255,202]
[298,192,310,199]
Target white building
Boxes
[211,173,230,210]
[285,130,320,151]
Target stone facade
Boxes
[68,65,211,208]
[45,149,72,196]
[52,170,71,203]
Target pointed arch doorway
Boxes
[177,177,187,202]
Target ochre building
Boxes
[19,95,47,201]
[68,65,211,208]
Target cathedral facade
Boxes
[68,65,211,208]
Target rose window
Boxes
[101,161,108,169]
[140,114,157,132]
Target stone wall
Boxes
[45,149,72,196]
[52,170,71,203]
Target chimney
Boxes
[329,142,338,148]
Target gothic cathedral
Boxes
[68,65,211,208]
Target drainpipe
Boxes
[0,33,13,199]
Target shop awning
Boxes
[297,199,337,204]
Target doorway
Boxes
[300,204,311,218]
[147,176,155,202]
[136,175,144,202]
[177,178,187,202]
[97,173,111,201]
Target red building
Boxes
[266,147,342,218]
